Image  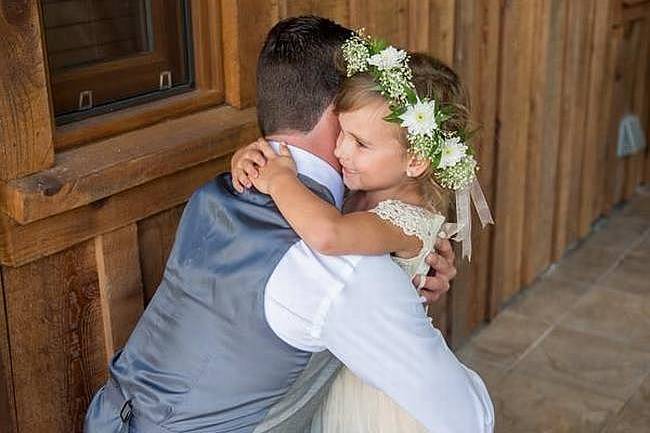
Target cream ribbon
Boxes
[447,177,494,261]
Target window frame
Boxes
[48,0,225,150]
[47,1,195,125]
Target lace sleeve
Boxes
[369,199,444,246]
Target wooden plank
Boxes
[0,106,258,225]
[137,205,185,304]
[566,0,596,247]
[491,0,536,305]
[553,0,592,259]
[277,0,349,24]
[407,0,455,65]
[0,0,55,180]
[623,18,648,197]
[221,0,276,108]
[603,23,636,210]
[595,20,624,215]
[95,224,144,360]
[0,269,17,433]
[350,0,409,47]
[0,155,230,268]
[580,0,614,235]
[521,0,567,284]
[450,0,501,345]
[601,26,625,214]
[3,242,107,433]
[428,0,456,64]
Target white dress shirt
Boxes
[264,143,495,433]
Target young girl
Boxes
[232,37,492,433]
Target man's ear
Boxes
[406,155,430,178]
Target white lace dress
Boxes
[312,199,454,433]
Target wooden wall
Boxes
[1,1,649,432]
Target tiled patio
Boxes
[456,187,650,433]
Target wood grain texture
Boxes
[408,0,456,64]
[450,0,500,345]
[553,0,594,259]
[3,242,106,433]
[95,224,144,360]
[350,0,409,47]
[603,24,634,211]
[623,17,648,197]
[521,0,567,284]
[138,205,185,304]
[277,0,350,24]
[221,0,276,108]
[1,106,258,226]
[0,0,55,180]
[0,268,17,433]
[0,155,230,268]
[491,0,536,305]
[579,0,614,235]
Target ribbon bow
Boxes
[441,178,494,262]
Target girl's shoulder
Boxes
[369,199,445,240]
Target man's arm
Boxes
[320,255,494,433]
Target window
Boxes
[41,0,194,124]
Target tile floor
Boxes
[456,187,650,433]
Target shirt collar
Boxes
[268,140,344,209]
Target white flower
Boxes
[367,46,407,70]
[399,99,438,136]
[438,136,468,169]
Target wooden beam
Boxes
[0,155,230,268]
[350,0,409,47]
[580,0,614,235]
[3,242,107,432]
[450,0,500,344]
[221,0,276,108]
[277,0,350,24]
[0,0,55,180]
[137,206,185,304]
[0,268,17,433]
[553,0,592,259]
[95,225,144,361]
[491,0,536,305]
[521,0,567,284]
[0,106,258,225]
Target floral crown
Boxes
[341,30,494,261]
[341,30,477,191]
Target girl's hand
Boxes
[252,140,297,194]
[231,140,268,193]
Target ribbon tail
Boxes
[456,188,472,261]
[470,178,494,228]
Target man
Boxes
[84,16,483,433]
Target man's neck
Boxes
[265,104,342,173]
[266,132,341,173]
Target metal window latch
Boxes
[78,90,94,110]
[159,71,172,90]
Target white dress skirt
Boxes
[311,200,464,433]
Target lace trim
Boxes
[369,199,442,246]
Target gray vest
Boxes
[85,173,341,433]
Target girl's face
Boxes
[335,101,410,192]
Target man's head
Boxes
[256,16,353,136]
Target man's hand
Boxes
[413,238,457,304]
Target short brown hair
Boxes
[256,16,353,135]
[334,52,471,213]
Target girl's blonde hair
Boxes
[334,52,471,215]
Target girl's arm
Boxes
[253,141,421,257]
